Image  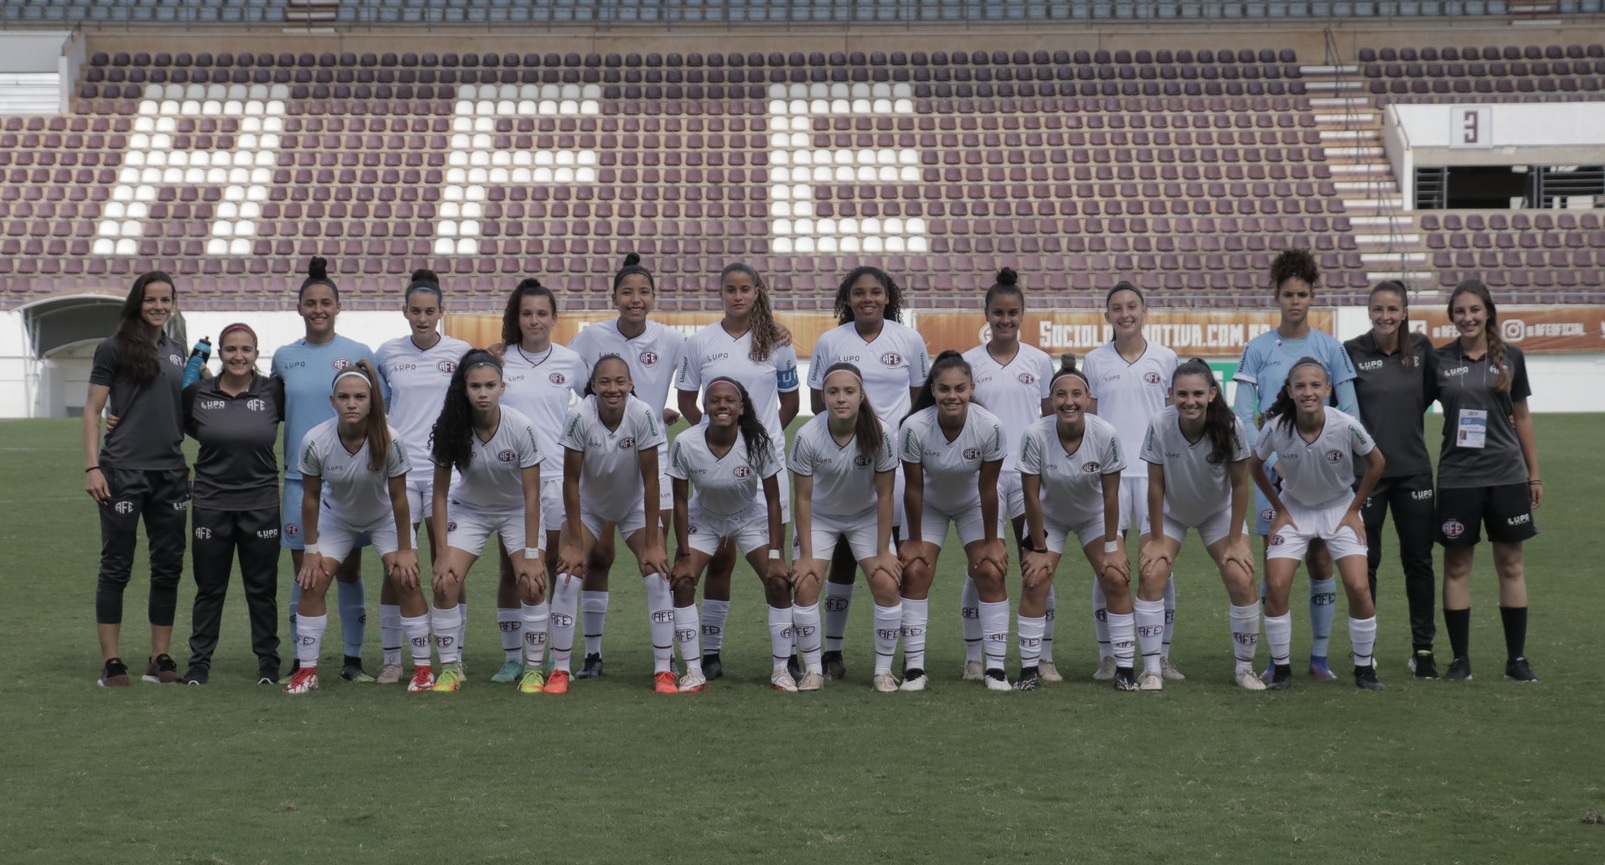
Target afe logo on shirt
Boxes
[246,398,267,412]
[437,360,458,374]
[1441,519,1465,538]
[853,455,873,467]
[963,447,982,460]
[1325,450,1344,463]
[285,522,300,536]
[618,436,637,450]
[168,354,183,366]
[498,449,517,463]
[639,350,660,368]
[1259,507,1276,522]
[1144,372,1163,385]
[880,352,903,367]
[733,466,752,478]
[332,357,353,371]
[548,372,567,386]
[1082,461,1102,473]
[1017,373,1037,386]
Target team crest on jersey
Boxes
[438,360,458,374]
[1259,507,1276,522]
[498,449,517,463]
[733,466,753,479]
[853,455,872,467]
[1017,372,1037,386]
[332,357,353,371]
[168,353,184,366]
[618,436,636,450]
[1325,450,1343,463]
[880,352,903,367]
[548,372,567,386]
[246,398,267,412]
[1441,519,1465,538]
[639,350,660,367]
[285,522,300,536]
[1144,372,1163,384]
[963,447,982,460]
[1082,461,1101,473]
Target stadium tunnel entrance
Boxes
[16,294,188,417]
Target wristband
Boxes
[303,543,320,556]
[85,466,100,473]
[1030,545,1049,555]
[523,547,541,560]
[768,549,782,561]
[1528,480,1542,485]
[1103,540,1120,554]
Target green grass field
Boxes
[3,415,1603,865]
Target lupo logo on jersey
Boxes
[880,352,903,367]
[618,436,636,450]
[1441,519,1465,539]
[1144,371,1163,384]
[498,449,517,462]
[548,372,566,386]
[1325,450,1344,463]
[438,360,458,374]
[963,447,982,460]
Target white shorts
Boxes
[445,505,534,559]
[1161,506,1235,549]
[1118,474,1151,536]
[1000,470,1027,521]
[1267,498,1366,562]
[540,475,564,536]
[1043,514,1106,555]
[918,503,1003,550]
[404,475,434,523]
[319,509,404,563]
[580,501,648,542]
[687,506,770,556]
[793,510,882,563]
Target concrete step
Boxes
[1299,65,1361,75]
[1361,251,1429,265]
[1342,197,1407,211]
[1314,112,1379,125]
[1309,97,1372,109]
[1335,180,1400,193]
[1301,80,1367,92]
[1318,129,1381,142]
[1349,215,1416,230]
[1322,145,1386,159]
[1327,163,1390,176]
[1355,233,1421,245]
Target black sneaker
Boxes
[575,653,604,679]
[1353,664,1385,691]
[1266,663,1294,691]
[786,653,803,681]
[1113,667,1139,692]
[1444,656,1473,681]
[822,650,847,681]
[1014,666,1041,691]
[1504,657,1539,682]
[340,656,376,683]
[143,653,180,684]
[98,657,131,688]
[701,652,724,681]
[256,663,280,685]
[1409,650,1439,679]
[182,666,209,686]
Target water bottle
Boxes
[182,336,211,388]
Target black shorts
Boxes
[1435,483,1538,547]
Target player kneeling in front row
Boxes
[1250,359,1387,691]
[286,363,424,694]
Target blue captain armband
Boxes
[776,367,799,389]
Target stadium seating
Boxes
[1357,43,1605,103]
[1422,210,1605,296]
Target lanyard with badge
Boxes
[1451,350,1496,450]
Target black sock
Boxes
[1445,607,1472,659]
[1499,606,1528,662]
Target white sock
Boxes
[873,602,902,675]
[1349,615,1378,667]
[900,596,929,673]
[673,603,703,674]
[296,613,327,667]
[979,599,1010,672]
[549,576,580,673]
[768,604,793,669]
[1018,614,1046,669]
[702,598,729,655]
[456,602,468,655]
[1163,578,1178,657]
[793,603,823,675]
[497,607,523,662]
[1265,611,1294,666]
[1107,610,1136,668]
[1092,580,1112,658]
[824,581,855,653]
[1135,597,1166,675]
[1310,578,1337,659]
[1041,586,1057,662]
[380,604,403,666]
[431,605,463,665]
[401,613,432,669]
[522,602,550,668]
[644,573,675,674]
[1228,603,1261,674]
[581,590,609,657]
[960,576,982,663]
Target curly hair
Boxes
[833,265,904,325]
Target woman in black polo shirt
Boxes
[181,323,286,685]
[82,271,188,687]
[1432,280,1542,683]
[1344,280,1440,678]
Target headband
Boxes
[405,282,443,301]
[219,322,257,345]
[822,367,864,386]
[463,359,501,375]
[331,369,371,394]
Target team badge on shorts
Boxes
[1441,519,1465,539]
[447,521,458,533]
[1269,533,1287,546]
[1259,507,1276,523]
[285,522,300,536]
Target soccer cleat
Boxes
[1353,664,1385,691]
[491,658,524,684]
[98,658,131,688]
[984,668,1011,691]
[1092,656,1118,681]
[872,672,900,693]
[1015,667,1041,691]
[575,653,604,679]
[340,658,376,683]
[1235,669,1268,691]
[1160,656,1186,681]
[822,650,847,681]
[1308,655,1337,681]
[1444,656,1473,681]
[1266,664,1294,691]
[1504,657,1540,682]
[284,668,320,694]
[654,670,681,694]
[770,669,799,692]
[143,653,181,684]
[517,669,548,694]
[1113,667,1139,692]
[542,669,572,695]
[1037,660,1063,683]
[1408,650,1439,680]
[899,668,928,692]
[375,663,404,685]
[702,653,724,681]
[797,671,825,692]
[677,670,707,693]
[430,664,465,692]
[962,659,984,681]
[1138,669,1164,691]
[182,667,208,686]
[407,665,437,693]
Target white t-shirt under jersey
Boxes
[441,405,543,512]
[808,320,930,429]
[789,413,900,521]
[1252,406,1375,510]
[297,419,411,528]
[375,333,473,471]
[1141,406,1252,527]
[500,342,586,469]
[668,426,781,519]
[1082,340,1178,479]
[569,318,687,415]
[899,404,1006,515]
[1019,413,1125,529]
[676,322,800,446]
[559,394,667,521]
[963,341,1053,470]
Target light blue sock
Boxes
[337,578,367,658]
[288,581,302,643]
[1309,578,1337,659]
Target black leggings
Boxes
[95,467,188,627]
[188,504,281,672]
[1360,472,1437,651]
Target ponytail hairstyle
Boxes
[908,349,973,418]
[1369,280,1415,370]
[1264,356,1329,435]
[983,266,1024,311]
[821,362,883,463]
[720,262,781,363]
[1448,279,1510,391]
[331,360,391,471]
[115,270,176,384]
[1172,358,1236,466]
[612,252,655,294]
[833,265,905,325]
[583,353,634,397]
[405,267,443,304]
[705,376,774,469]
[429,348,502,473]
[500,277,559,348]
[1051,352,1089,392]
[298,256,340,302]
[1269,248,1319,294]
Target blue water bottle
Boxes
[182,336,211,387]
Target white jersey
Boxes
[500,341,586,469]
[789,413,899,520]
[569,318,687,415]
[676,322,799,446]
[808,320,930,429]
[1141,406,1251,527]
[441,405,543,512]
[1252,406,1375,510]
[375,334,473,471]
[900,404,1006,515]
[1019,414,1124,529]
[1082,340,1178,480]
[668,425,781,519]
[963,341,1053,471]
[297,419,411,528]
[559,394,667,521]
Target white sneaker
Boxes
[677,670,707,693]
[375,663,404,685]
[962,659,984,681]
[1037,660,1064,683]
[769,668,799,692]
[872,672,900,693]
[1093,656,1118,681]
[1161,656,1186,680]
[1235,669,1268,691]
[797,671,825,692]
[1138,669,1164,691]
[899,670,928,691]
[984,669,1012,691]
